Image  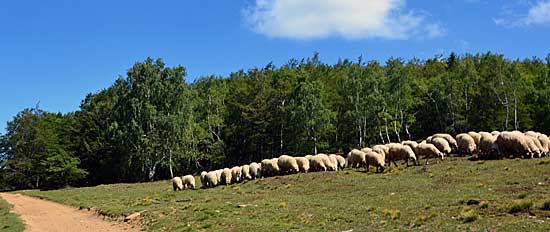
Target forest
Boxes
[1,52,550,190]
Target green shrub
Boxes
[507,200,533,214]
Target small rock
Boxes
[124,212,141,222]
[467,199,480,205]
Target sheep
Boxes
[328,154,340,171]
[495,131,532,159]
[295,157,310,173]
[491,131,501,137]
[308,155,327,172]
[260,158,280,177]
[429,137,452,155]
[387,143,418,167]
[347,149,367,168]
[317,153,337,171]
[172,176,183,191]
[249,162,261,179]
[204,171,219,187]
[478,132,498,158]
[364,150,385,173]
[231,166,243,183]
[221,168,232,185]
[525,132,546,157]
[360,147,372,153]
[241,164,251,181]
[182,175,196,189]
[215,169,222,184]
[524,131,540,138]
[524,135,542,158]
[537,134,549,156]
[456,133,476,155]
[468,131,481,147]
[414,142,444,165]
[331,154,346,170]
[200,171,208,187]
[432,133,458,151]
[278,155,299,174]
[401,140,418,150]
[372,145,389,160]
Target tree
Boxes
[115,58,195,181]
[0,108,87,189]
[288,79,335,154]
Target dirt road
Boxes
[0,193,139,232]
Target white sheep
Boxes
[537,134,549,156]
[360,147,372,153]
[372,145,389,160]
[429,137,452,154]
[387,143,418,167]
[364,150,385,173]
[249,162,261,179]
[200,171,208,187]
[317,153,337,171]
[432,133,458,151]
[495,131,532,159]
[181,175,196,189]
[295,157,310,173]
[414,142,444,165]
[330,154,346,170]
[347,149,366,168]
[401,140,418,150]
[231,166,242,183]
[241,164,251,180]
[260,158,280,177]
[172,176,183,191]
[468,131,481,147]
[308,155,327,172]
[478,132,498,158]
[204,171,219,187]
[278,155,299,174]
[456,133,476,155]
[215,169,222,184]
[221,168,232,185]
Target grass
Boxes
[0,195,25,232]
[19,157,550,231]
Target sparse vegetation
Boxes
[0,196,24,232]
[18,157,550,231]
[507,200,533,214]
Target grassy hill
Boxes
[18,157,550,231]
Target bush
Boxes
[507,200,533,214]
[461,206,478,223]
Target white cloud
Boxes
[243,0,445,40]
[495,1,550,27]
[525,1,550,25]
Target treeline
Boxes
[2,53,550,190]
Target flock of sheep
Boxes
[171,130,549,191]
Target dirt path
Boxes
[0,193,139,232]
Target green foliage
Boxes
[507,199,533,214]
[3,52,550,189]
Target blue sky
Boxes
[1,0,550,133]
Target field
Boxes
[0,195,25,232]
[17,157,550,231]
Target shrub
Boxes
[507,200,533,214]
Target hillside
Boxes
[18,157,550,231]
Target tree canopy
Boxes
[2,53,550,190]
